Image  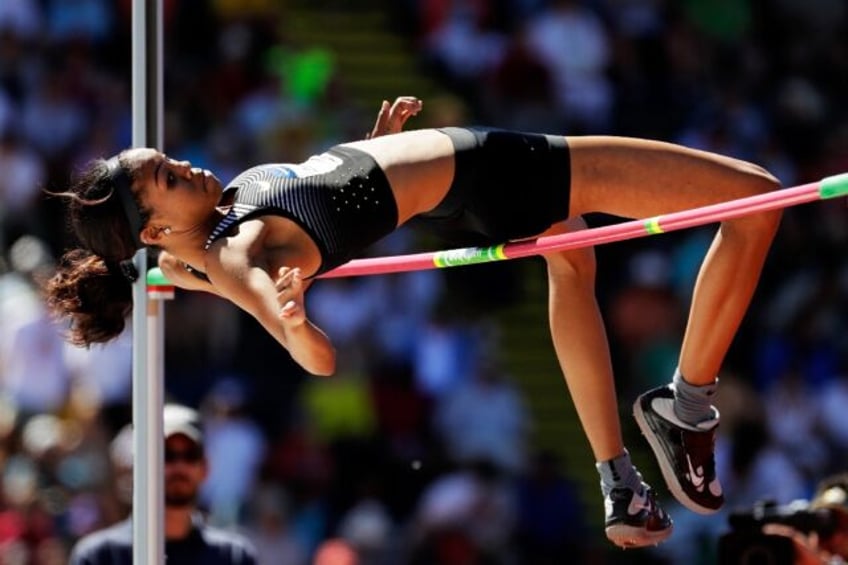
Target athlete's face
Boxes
[122,148,223,242]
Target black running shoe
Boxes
[633,385,723,514]
[604,483,673,548]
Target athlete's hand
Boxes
[275,267,306,327]
[367,96,422,139]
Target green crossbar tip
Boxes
[820,173,848,200]
[146,267,173,287]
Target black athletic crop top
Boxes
[204,146,398,276]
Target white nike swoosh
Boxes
[686,454,705,491]
[255,181,271,192]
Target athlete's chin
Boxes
[209,174,223,192]
[203,170,223,194]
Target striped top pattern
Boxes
[204,146,398,275]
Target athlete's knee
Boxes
[541,217,597,283]
[725,162,783,235]
[544,245,597,285]
[738,161,782,197]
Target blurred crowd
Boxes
[1,0,848,563]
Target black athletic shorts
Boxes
[409,126,572,245]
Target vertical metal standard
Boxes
[131,1,164,564]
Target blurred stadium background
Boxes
[1,0,848,563]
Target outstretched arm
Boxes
[367,96,422,139]
[206,243,336,377]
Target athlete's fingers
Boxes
[288,268,303,292]
[275,266,297,292]
[393,95,421,108]
[274,268,289,291]
[369,100,391,138]
[389,97,421,124]
[380,97,419,133]
[279,299,300,319]
[280,300,296,315]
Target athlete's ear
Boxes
[140,225,165,245]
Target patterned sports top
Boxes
[204,146,398,276]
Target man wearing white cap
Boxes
[69,403,257,564]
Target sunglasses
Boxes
[164,446,203,464]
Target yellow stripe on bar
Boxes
[492,244,506,260]
[644,217,664,234]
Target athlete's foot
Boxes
[633,385,724,514]
[604,482,673,548]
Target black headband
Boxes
[105,156,145,251]
[106,258,140,283]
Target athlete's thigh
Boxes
[566,136,777,219]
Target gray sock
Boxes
[596,449,642,496]
[672,368,717,425]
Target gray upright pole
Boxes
[131,1,164,564]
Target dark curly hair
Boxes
[45,154,151,346]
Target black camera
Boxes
[718,500,838,565]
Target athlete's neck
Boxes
[161,211,225,271]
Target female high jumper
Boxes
[46,96,782,548]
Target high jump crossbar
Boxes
[318,173,848,279]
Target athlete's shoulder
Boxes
[227,152,350,189]
[226,164,298,189]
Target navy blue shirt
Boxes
[69,517,257,565]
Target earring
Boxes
[163,227,172,235]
